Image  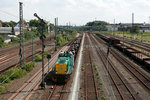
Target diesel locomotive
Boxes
[51,51,74,83]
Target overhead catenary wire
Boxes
[0,9,30,22]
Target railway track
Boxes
[47,36,83,100]
[83,35,99,100]
[101,33,150,56]
[8,35,82,100]
[110,48,150,92]
[9,46,69,100]
[0,37,54,74]
[47,84,67,100]
[89,34,141,100]
[94,34,150,94]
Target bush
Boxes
[6,67,27,80]
[101,95,107,100]
[0,85,5,94]
[0,75,10,83]
[0,35,5,47]
[44,50,49,57]
[11,37,19,43]
[24,62,35,72]
[96,72,99,76]
[99,81,103,85]
[34,54,42,62]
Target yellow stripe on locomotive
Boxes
[56,64,67,74]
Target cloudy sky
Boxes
[0,0,150,25]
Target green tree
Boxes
[1,21,17,27]
[2,22,10,27]
[130,25,139,33]
[29,19,40,27]
[9,21,17,27]
[49,23,54,31]
[11,26,15,35]
[86,21,109,26]
[85,20,109,31]
[0,35,5,47]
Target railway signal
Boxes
[47,54,51,73]
[34,13,46,88]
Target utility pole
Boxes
[112,19,115,36]
[131,13,134,40]
[54,18,58,51]
[34,13,46,88]
[47,22,51,40]
[19,2,25,67]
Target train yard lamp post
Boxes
[47,54,51,73]
[34,13,46,88]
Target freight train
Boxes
[51,39,81,83]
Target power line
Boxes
[0,9,30,22]
[0,9,19,18]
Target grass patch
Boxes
[94,63,97,70]
[100,31,150,43]
[44,50,49,57]
[34,51,49,62]
[0,85,5,94]
[99,81,103,85]
[96,72,99,76]
[6,67,27,80]
[101,89,104,92]
[23,62,35,72]
[97,86,101,90]
[97,76,100,79]
[128,77,132,80]
[0,75,10,83]
[81,67,85,71]
[0,62,35,94]
[34,54,42,62]
[101,95,107,100]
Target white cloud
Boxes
[66,0,77,5]
[133,0,150,6]
[24,0,41,3]
[0,0,150,25]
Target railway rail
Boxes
[8,35,82,100]
[83,35,99,100]
[9,46,69,100]
[101,33,150,56]
[89,34,141,100]
[0,37,54,74]
[94,34,150,93]
[93,34,150,97]
[47,84,67,100]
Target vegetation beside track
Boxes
[94,31,150,43]
[93,63,107,100]
[0,29,41,48]
[34,50,49,62]
[56,31,77,46]
[0,62,35,94]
